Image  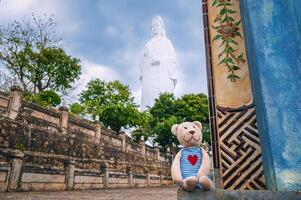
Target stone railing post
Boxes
[145,168,150,186]
[154,147,160,160]
[127,167,133,187]
[93,120,101,143]
[102,163,109,188]
[119,129,126,152]
[166,148,173,165]
[159,170,164,186]
[59,102,69,134]
[66,159,75,190]
[8,85,22,120]
[8,150,24,191]
[139,136,145,156]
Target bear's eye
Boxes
[184,127,187,129]
[193,126,195,128]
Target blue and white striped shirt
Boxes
[180,147,202,179]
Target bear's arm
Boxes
[171,150,183,183]
[197,147,211,178]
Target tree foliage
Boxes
[148,93,178,148]
[0,14,81,93]
[71,79,144,133]
[147,93,210,150]
[130,111,152,142]
[175,93,209,123]
[24,90,61,107]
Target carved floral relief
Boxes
[211,0,246,82]
[208,0,253,108]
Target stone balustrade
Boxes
[0,86,173,191]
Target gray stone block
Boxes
[177,189,301,200]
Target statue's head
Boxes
[151,16,166,38]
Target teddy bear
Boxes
[171,121,213,191]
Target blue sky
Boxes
[0,0,207,105]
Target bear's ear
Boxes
[193,121,202,130]
[171,124,179,136]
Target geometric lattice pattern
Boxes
[217,104,266,190]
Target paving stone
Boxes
[0,187,177,200]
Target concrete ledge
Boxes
[177,189,301,200]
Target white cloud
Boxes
[0,0,79,34]
[64,59,120,103]
[107,19,144,105]
[1,0,55,19]
[175,49,208,96]
[80,59,120,86]
[1,0,35,19]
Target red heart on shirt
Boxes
[187,155,198,166]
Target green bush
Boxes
[39,90,61,106]
[70,103,85,116]
[24,90,61,107]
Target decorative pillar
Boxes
[139,136,145,156]
[59,102,69,134]
[66,159,75,190]
[8,85,22,120]
[102,163,109,188]
[240,0,301,191]
[8,150,24,191]
[119,129,126,152]
[203,0,265,190]
[93,121,101,143]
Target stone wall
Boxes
[0,86,173,191]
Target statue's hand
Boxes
[151,60,160,66]
[173,79,177,87]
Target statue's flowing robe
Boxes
[140,36,177,111]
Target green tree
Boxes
[71,79,143,132]
[148,93,179,149]
[175,93,210,142]
[0,14,81,93]
[175,93,209,123]
[131,111,152,142]
[148,93,210,150]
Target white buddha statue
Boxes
[140,16,178,111]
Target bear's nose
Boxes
[189,130,195,135]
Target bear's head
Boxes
[171,121,203,147]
